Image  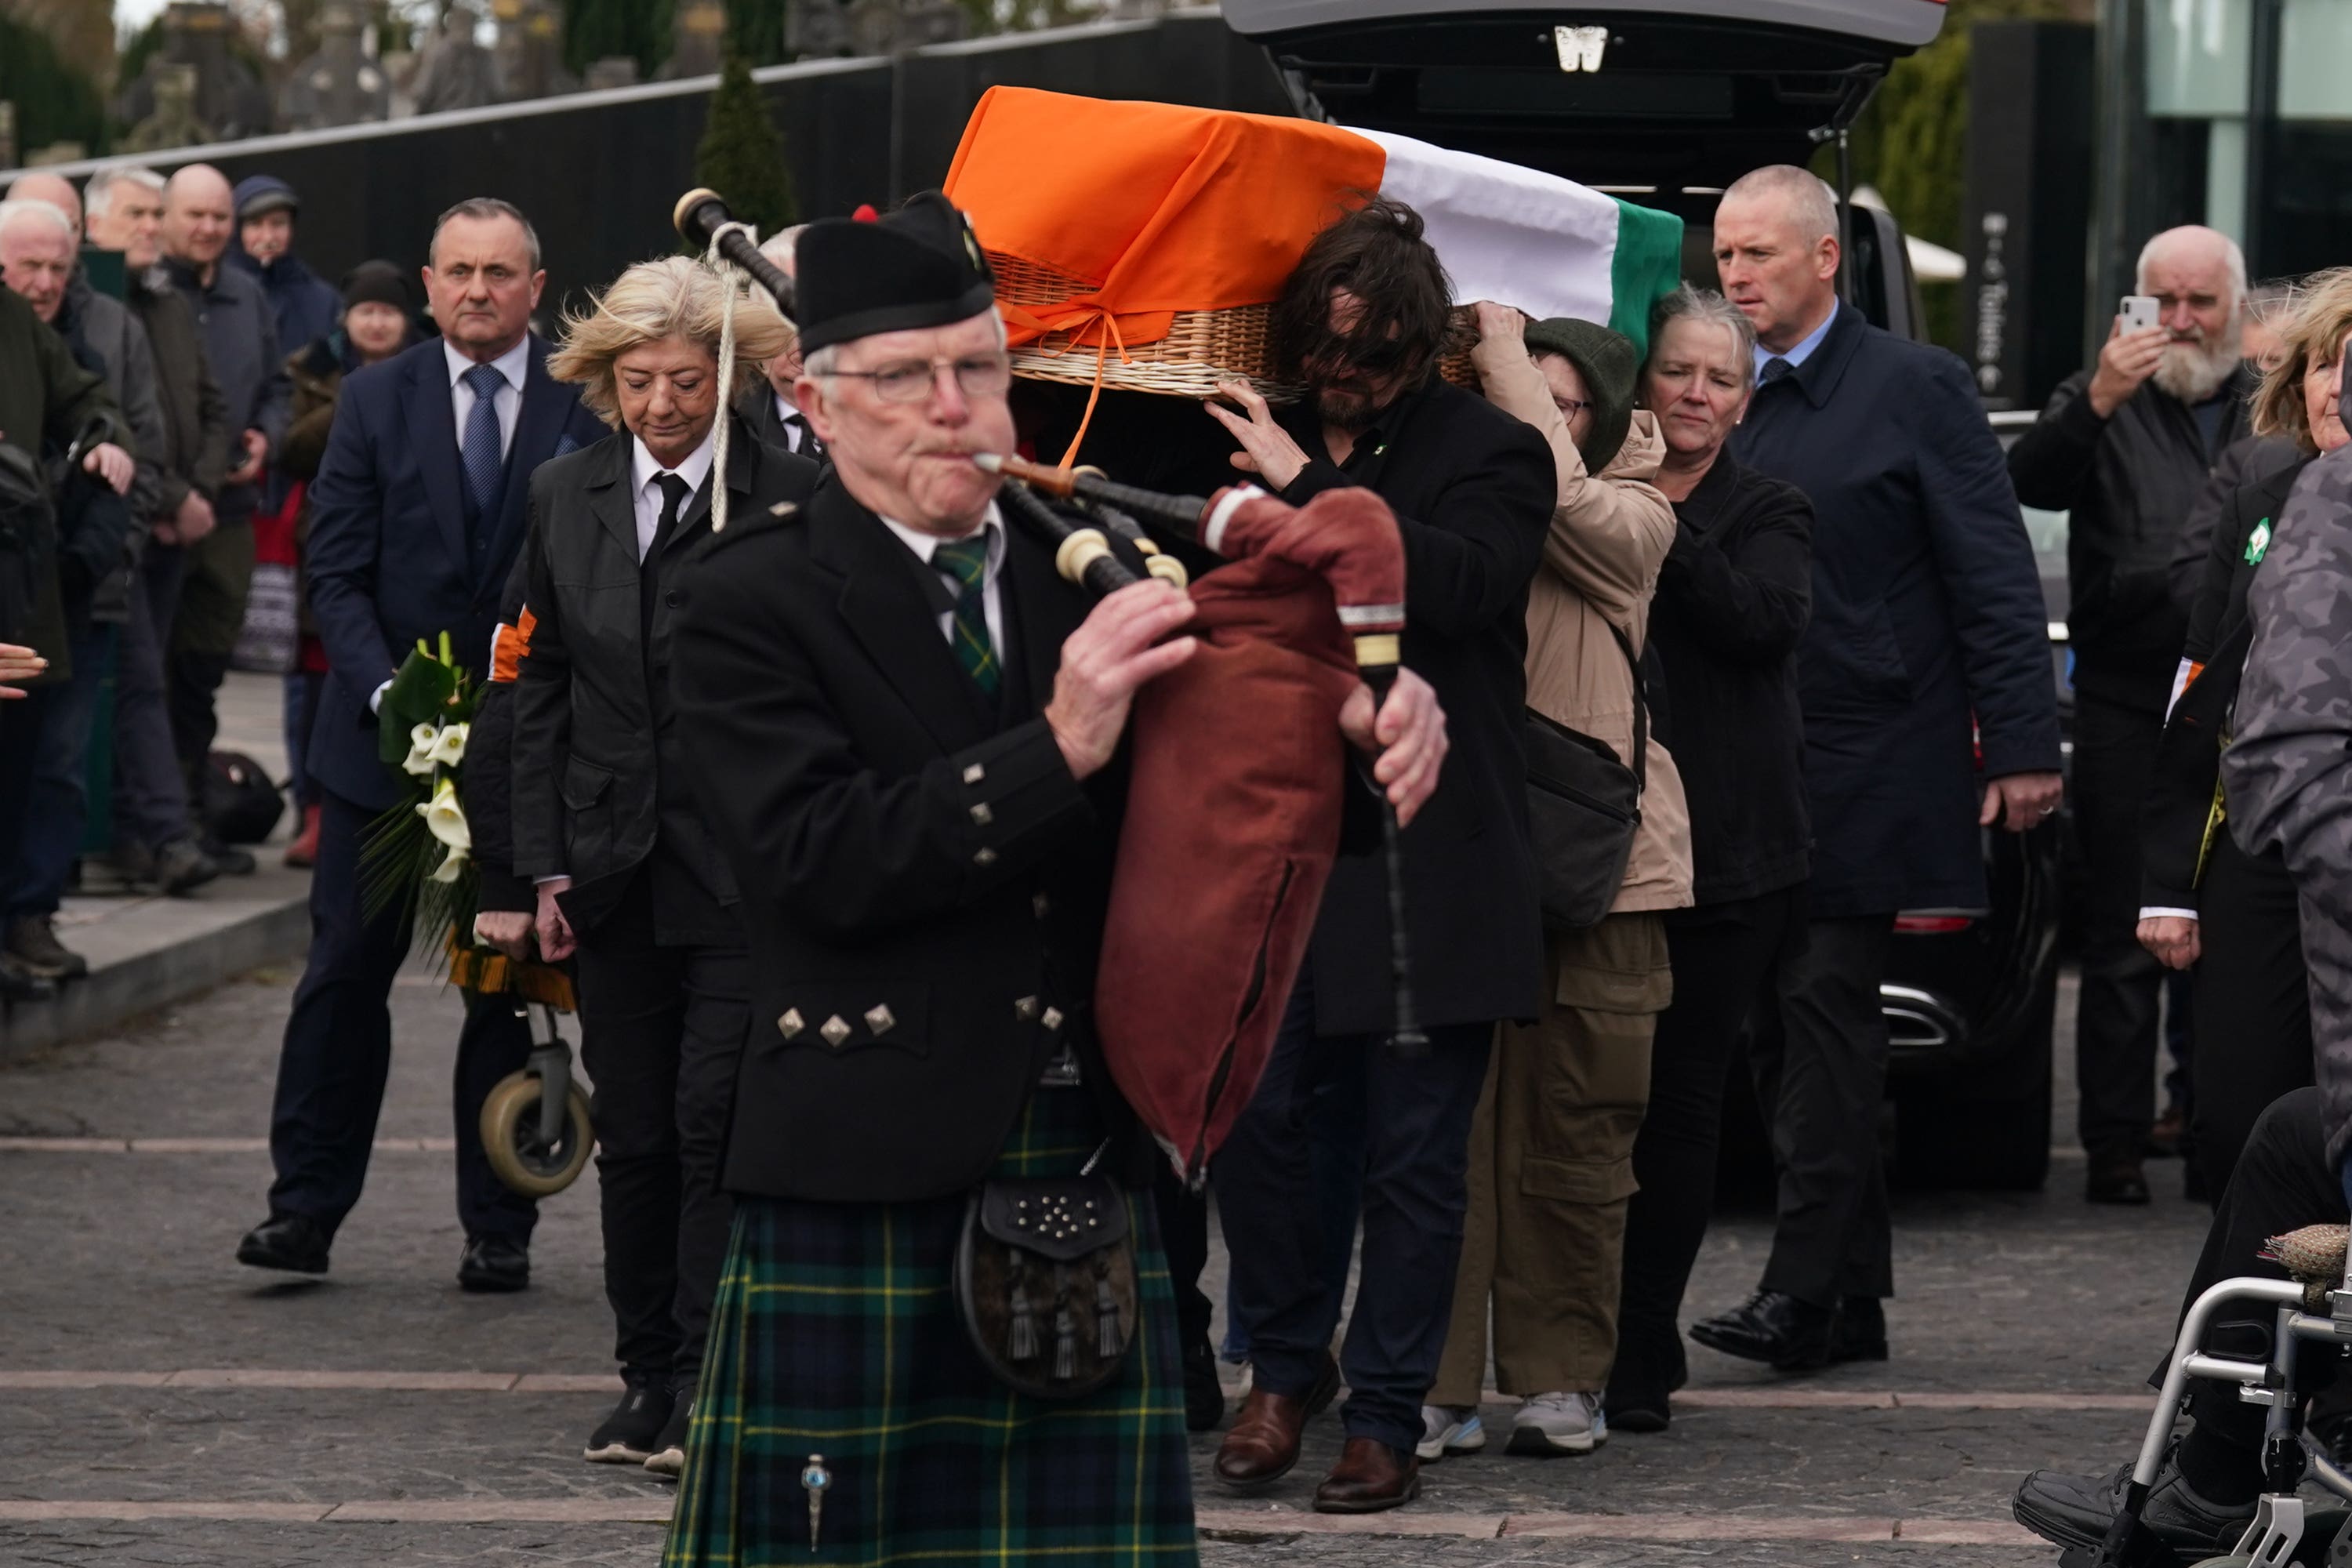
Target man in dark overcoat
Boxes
[659,191,1449,1566]
[1690,165,2063,1371]
[1200,195,1556,1512]
[236,198,604,1289]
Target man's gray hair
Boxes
[1722,164,1840,247]
[757,223,806,273]
[429,197,542,272]
[0,198,76,245]
[1650,285,1760,390]
[2136,225,2249,309]
[84,164,165,221]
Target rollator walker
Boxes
[452,944,593,1199]
[2075,1225,2352,1567]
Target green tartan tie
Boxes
[931,534,1000,698]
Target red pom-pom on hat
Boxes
[851,203,880,223]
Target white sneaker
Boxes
[1508,1391,1607,1456]
[1416,1403,1486,1461]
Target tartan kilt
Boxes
[663,1085,1200,1566]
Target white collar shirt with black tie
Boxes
[629,426,717,562]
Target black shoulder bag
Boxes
[1523,622,1648,931]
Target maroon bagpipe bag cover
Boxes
[1094,486,1406,1180]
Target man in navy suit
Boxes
[238,198,604,1289]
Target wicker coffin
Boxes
[993,252,1300,404]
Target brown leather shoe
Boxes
[1213,1353,1340,1492]
[1312,1437,1421,1514]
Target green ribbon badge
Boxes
[2245,519,2272,565]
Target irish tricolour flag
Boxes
[944,87,1686,365]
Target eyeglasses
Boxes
[1553,397,1591,419]
[822,353,1012,405]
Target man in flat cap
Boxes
[658,192,1450,1564]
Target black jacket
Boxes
[1730,305,2061,918]
[1274,374,1557,1034]
[469,552,533,918]
[2009,363,2254,713]
[1649,456,1814,907]
[669,470,1144,1203]
[125,267,230,522]
[163,256,290,524]
[2170,434,2302,619]
[734,383,826,464]
[512,419,821,942]
[2140,452,2314,911]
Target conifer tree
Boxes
[693,48,797,238]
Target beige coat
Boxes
[1472,339,1694,915]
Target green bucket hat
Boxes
[1522,316,1639,472]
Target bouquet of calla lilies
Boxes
[361,631,485,967]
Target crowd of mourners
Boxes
[3,152,2349,1565]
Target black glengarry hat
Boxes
[794,191,996,354]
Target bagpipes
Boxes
[674,187,1423,1182]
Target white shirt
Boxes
[445,336,528,461]
[880,506,1008,666]
[629,427,717,561]
[772,390,811,455]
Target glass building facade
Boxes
[2096,0,2352,309]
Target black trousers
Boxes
[573,877,747,1391]
[1153,1167,1214,1351]
[1616,885,1806,1382]
[168,647,230,818]
[267,787,536,1241]
[2074,691,2169,1163]
[1751,913,1896,1305]
[2190,830,2314,1199]
[2165,1086,2343,1462]
[1214,967,1494,1452]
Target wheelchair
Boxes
[2071,1225,2352,1567]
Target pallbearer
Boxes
[660,191,1450,1565]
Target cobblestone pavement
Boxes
[0,965,2229,1566]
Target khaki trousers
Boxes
[1430,912,1670,1403]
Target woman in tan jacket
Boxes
[1424,304,1693,1460]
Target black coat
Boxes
[1272,375,1557,1034]
[2140,452,2314,911]
[1730,305,2061,918]
[668,471,1145,1203]
[1648,456,1814,908]
[512,419,820,942]
[734,383,826,464]
[2008,363,2255,713]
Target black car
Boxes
[1224,0,2066,1190]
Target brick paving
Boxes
[0,964,2227,1565]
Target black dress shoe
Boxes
[0,954,56,1004]
[2013,1447,2255,1555]
[1689,1290,1835,1370]
[2087,1157,2152,1205]
[198,834,257,876]
[1183,1339,1227,1432]
[1831,1296,1889,1364]
[1603,1324,1684,1433]
[235,1213,330,1275]
[457,1232,530,1293]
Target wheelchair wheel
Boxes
[479,1071,593,1198]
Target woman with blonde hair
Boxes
[508,253,820,1473]
[2139,266,2352,1196]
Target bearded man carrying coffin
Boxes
[658,193,1450,1566]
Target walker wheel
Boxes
[479,1071,593,1198]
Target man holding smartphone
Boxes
[2008,225,2256,1206]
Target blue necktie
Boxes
[460,362,507,517]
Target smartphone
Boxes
[2120,294,2161,333]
